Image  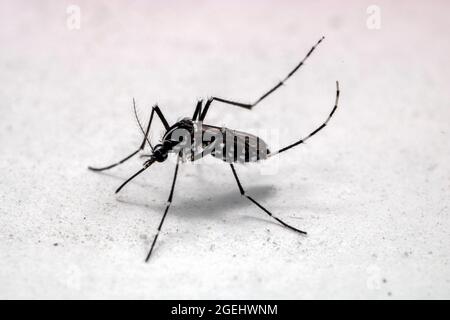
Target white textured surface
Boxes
[0,0,449,299]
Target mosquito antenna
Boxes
[133,98,154,151]
[115,158,155,193]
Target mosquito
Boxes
[88,36,340,262]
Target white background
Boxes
[0,0,449,299]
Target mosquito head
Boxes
[152,140,173,162]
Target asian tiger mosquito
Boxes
[88,36,340,262]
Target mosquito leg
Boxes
[88,104,170,172]
[229,164,306,235]
[152,105,170,130]
[199,37,325,121]
[145,155,181,262]
[192,99,203,121]
[269,81,340,156]
[114,157,156,194]
[88,149,141,172]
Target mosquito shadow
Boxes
[93,168,329,225]
[176,185,276,218]
[116,184,277,219]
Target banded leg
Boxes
[229,164,306,235]
[200,36,325,121]
[192,99,203,121]
[145,155,181,262]
[88,104,170,172]
[269,81,340,156]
